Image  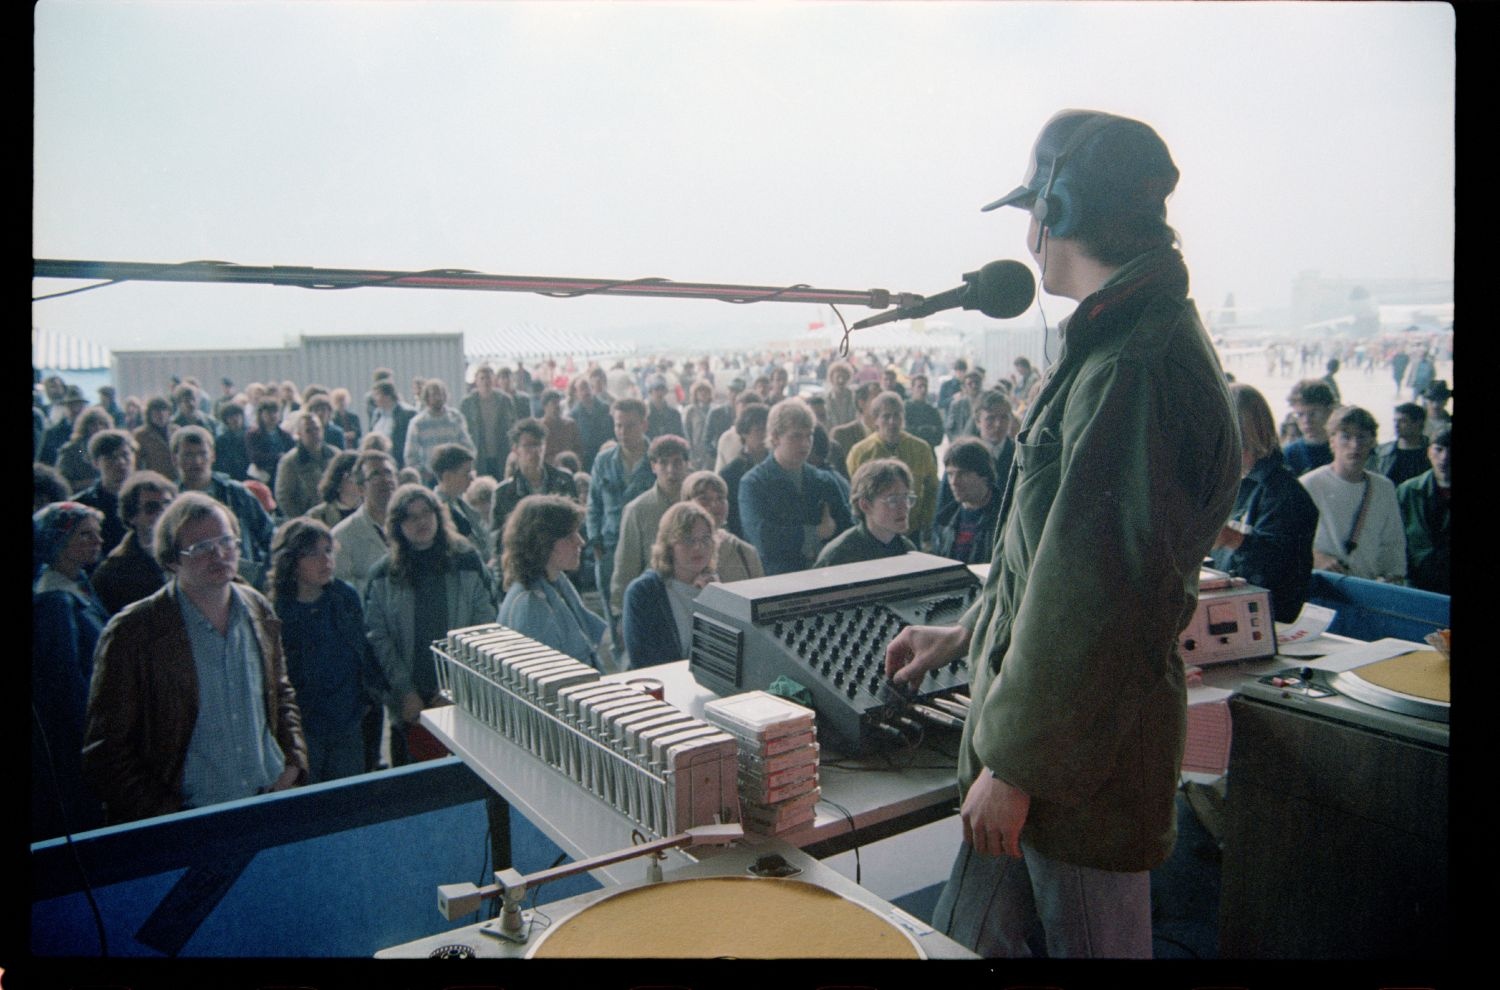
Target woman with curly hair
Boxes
[305,450,363,529]
[269,517,373,782]
[622,500,718,669]
[363,484,494,765]
[496,494,607,669]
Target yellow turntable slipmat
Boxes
[1348,650,1449,703]
[526,875,923,958]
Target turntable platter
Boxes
[1331,649,1450,722]
[525,875,924,958]
[1346,650,1449,703]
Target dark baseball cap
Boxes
[981,109,1178,213]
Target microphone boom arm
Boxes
[33,258,927,311]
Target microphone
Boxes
[850,260,1035,330]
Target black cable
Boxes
[478,807,495,920]
[534,276,670,298]
[722,282,813,305]
[302,267,482,291]
[491,849,572,934]
[521,850,570,905]
[31,699,109,957]
[32,258,238,301]
[831,303,852,357]
[1037,243,1054,367]
[819,798,861,885]
[32,279,124,301]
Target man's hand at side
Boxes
[401,690,425,725]
[961,770,1030,859]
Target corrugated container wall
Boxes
[302,334,465,405]
[973,325,1050,390]
[110,334,466,407]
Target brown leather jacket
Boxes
[81,580,308,825]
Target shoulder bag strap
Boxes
[1343,477,1373,556]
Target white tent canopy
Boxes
[32,327,111,371]
[465,323,629,364]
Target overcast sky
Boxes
[33,1,1454,353]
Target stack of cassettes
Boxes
[703,691,821,835]
[434,623,741,836]
[552,679,741,834]
[440,624,602,761]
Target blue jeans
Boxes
[932,839,1152,958]
[304,727,367,784]
[594,548,618,634]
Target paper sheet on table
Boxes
[1289,637,1429,673]
[1182,685,1234,776]
[1273,603,1336,654]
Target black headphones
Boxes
[1031,114,1124,253]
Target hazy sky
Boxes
[33,1,1454,353]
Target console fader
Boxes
[688,553,981,755]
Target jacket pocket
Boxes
[1001,428,1062,576]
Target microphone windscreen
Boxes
[972,260,1036,319]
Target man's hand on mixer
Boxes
[884,623,972,686]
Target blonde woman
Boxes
[680,470,763,583]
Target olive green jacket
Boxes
[957,248,1240,872]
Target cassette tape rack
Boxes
[431,624,740,839]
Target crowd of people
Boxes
[1213,374,1453,598]
[30,332,1449,841]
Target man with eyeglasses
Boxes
[91,471,178,616]
[331,450,402,770]
[332,452,401,599]
[83,492,307,825]
[814,458,918,567]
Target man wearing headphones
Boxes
[886,110,1240,957]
